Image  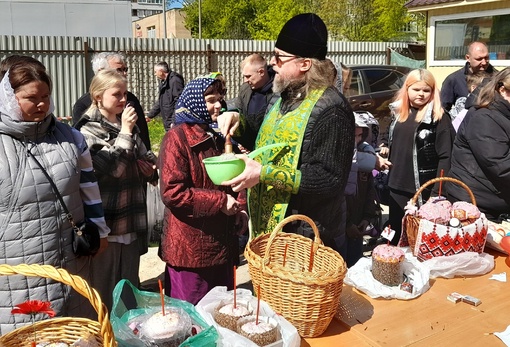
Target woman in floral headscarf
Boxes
[158,77,248,305]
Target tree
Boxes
[247,0,309,40]
[365,0,413,41]
[181,0,255,39]
[181,0,423,42]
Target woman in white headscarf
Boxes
[0,56,109,334]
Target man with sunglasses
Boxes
[219,13,355,258]
[72,52,151,150]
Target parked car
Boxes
[346,65,411,137]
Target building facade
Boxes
[133,9,191,39]
[406,0,510,84]
[128,0,163,21]
[0,0,132,37]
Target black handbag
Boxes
[72,219,100,256]
[23,142,101,256]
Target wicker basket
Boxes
[0,263,116,347]
[404,177,476,253]
[244,214,346,338]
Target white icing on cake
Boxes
[372,244,404,262]
[241,320,275,334]
[218,303,250,316]
[143,311,181,339]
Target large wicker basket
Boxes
[0,263,116,347]
[403,176,476,253]
[244,214,346,338]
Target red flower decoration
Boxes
[11,300,55,318]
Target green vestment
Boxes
[249,89,325,238]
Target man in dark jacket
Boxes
[72,52,151,150]
[146,61,184,131]
[440,41,497,112]
[233,54,277,150]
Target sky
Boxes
[167,0,183,9]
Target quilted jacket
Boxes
[158,123,244,268]
[0,112,105,334]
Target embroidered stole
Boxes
[249,89,325,238]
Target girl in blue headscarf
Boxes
[158,77,248,304]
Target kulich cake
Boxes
[236,316,278,346]
[139,308,192,347]
[372,244,405,286]
[451,201,480,225]
[214,301,253,331]
[417,200,451,225]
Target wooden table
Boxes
[302,250,510,347]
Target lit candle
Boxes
[233,265,237,308]
[283,243,288,267]
[308,239,314,272]
[439,169,444,197]
[158,279,165,316]
[256,285,261,325]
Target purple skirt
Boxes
[167,262,234,305]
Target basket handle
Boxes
[411,176,476,206]
[262,214,322,271]
[0,263,116,346]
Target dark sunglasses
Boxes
[273,52,299,64]
[116,67,129,73]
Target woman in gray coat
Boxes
[0,57,109,334]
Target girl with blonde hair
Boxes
[76,69,157,310]
[379,68,455,245]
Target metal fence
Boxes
[0,36,409,118]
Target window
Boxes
[430,9,510,66]
[138,0,163,4]
[147,26,156,38]
[365,69,404,93]
[347,70,362,97]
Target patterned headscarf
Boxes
[174,77,215,125]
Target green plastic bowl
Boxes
[203,155,245,185]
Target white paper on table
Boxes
[344,248,430,300]
[195,286,300,347]
[489,272,507,282]
[495,324,510,346]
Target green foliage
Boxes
[181,0,423,42]
[147,117,166,154]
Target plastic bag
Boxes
[195,286,300,347]
[146,182,165,244]
[423,251,494,278]
[111,279,218,347]
[344,248,430,300]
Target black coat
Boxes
[147,71,184,131]
[448,95,510,219]
[233,67,278,150]
[440,62,497,112]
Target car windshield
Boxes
[365,69,405,93]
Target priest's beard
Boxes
[273,74,307,99]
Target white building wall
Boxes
[0,0,132,37]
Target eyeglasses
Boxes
[273,52,299,65]
[116,67,129,73]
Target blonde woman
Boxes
[75,69,157,310]
[379,69,455,245]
